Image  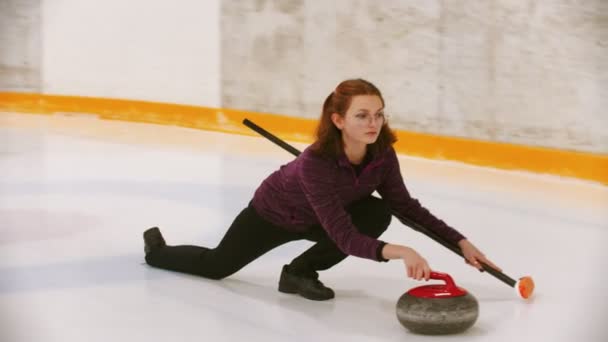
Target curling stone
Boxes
[396,271,478,335]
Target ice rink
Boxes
[1,112,607,341]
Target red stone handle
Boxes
[430,271,458,291]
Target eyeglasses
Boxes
[354,112,388,124]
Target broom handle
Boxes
[242,118,517,288]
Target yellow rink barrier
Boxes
[1,92,606,185]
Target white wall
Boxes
[41,0,220,107]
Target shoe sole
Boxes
[278,280,334,301]
[143,227,164,254]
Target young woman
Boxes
[143,79,501,301]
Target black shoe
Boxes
[278,265,335,301]
[143,227,166,254]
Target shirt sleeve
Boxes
[297,152,386,261]
[376,148,466,245]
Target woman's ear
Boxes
[331,113,344,130]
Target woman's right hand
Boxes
[401,247,431,281]
[381,243,432,281]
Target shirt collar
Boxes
[336,149,379,168]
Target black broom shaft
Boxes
[398,216,517,287]
[243,119,302,157]
[242,118,517,287]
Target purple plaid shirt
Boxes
[251,146,465,261]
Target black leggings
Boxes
[145,196,392,279]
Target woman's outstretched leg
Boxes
[144,204,297,279]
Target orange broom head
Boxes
[516,276,535,299]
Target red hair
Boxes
[311,79,397,158]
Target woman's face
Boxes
[332,95,385,148]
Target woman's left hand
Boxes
[457,239,502,272]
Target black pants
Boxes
[145,196,392,280]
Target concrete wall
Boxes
[1,0,606,154]
[0,0,41,92]
[221,0,608,154]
